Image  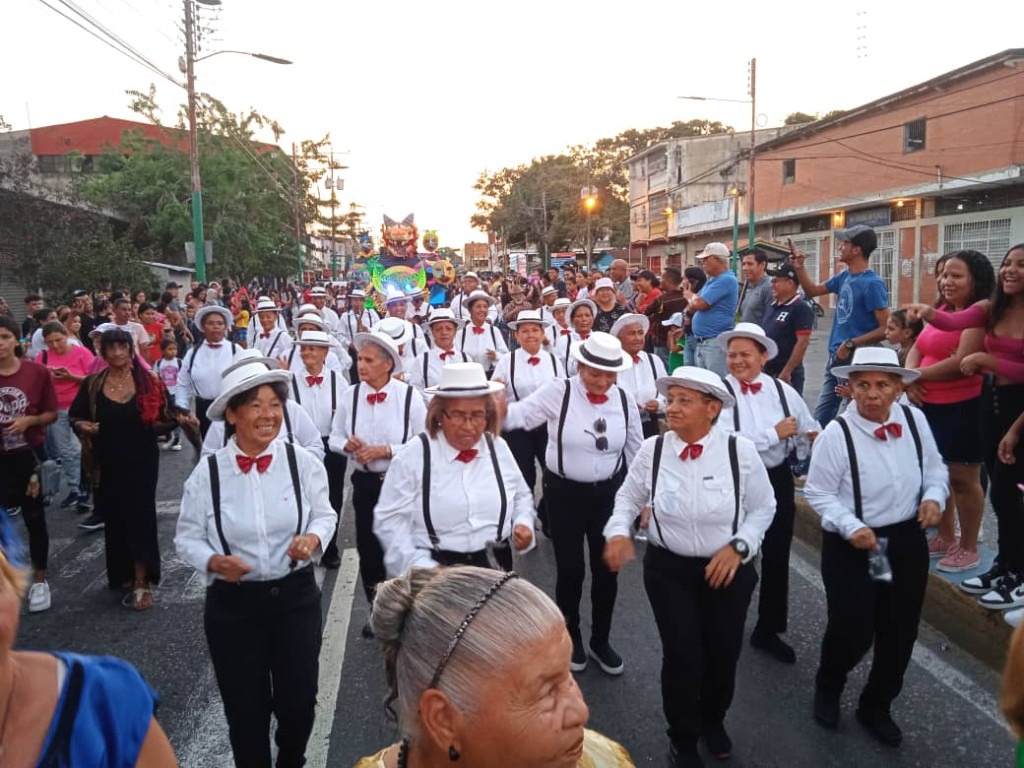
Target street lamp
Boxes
[182,0,291,284]
[584,193,597,265]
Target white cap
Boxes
[696,242,731,260]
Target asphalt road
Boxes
[13,438,1017,768]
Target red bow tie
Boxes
[207,343,222,348]
[874,422,903,440]
[632,354,641,364]
[367,391,387,405]
[306,375,323,386]
[679,443,703,461]
[236,454,272,474]
[560,329,572,336]
[579,333,590,340]
[455,449,478,463]
[472,325,485,335]
[440,350,454,360]
[740,380,762,395]
[260,332,271,339]
[527,356,540,366]
[586,392,609,405]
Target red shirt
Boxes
[0,360,58,454]
[35,344,95,410]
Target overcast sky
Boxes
[5,0,1020,252]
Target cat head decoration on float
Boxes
[381,214,419,259]
[368,213,427,310]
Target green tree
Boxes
[784,111,817,125]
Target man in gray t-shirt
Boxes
[738,248,774,327]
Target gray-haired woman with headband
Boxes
[355,566,633,768]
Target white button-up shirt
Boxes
[491,347,565,402]
[606,428,776,560]
[545,322,571,349]
[175,438,337,585]
[505,376,644,483]
[291,366,346,436]
[406,347,471,392]
[455,321,509,366]
[451,293,498,323]
[252,328,293,360]
[328,378,427,473]
[173,341,240,407]
[284,344,349,377]
[337,308,381,348]
[554,332,589,377]
[617,350,667,411]
[719,373,820,469]
[201,399,325,460]
[374,432,536,576]
[804,402,948,539]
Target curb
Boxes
[793,496,1013,671]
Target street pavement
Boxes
[11,317,1016,766]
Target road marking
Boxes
[307,549,360,768]
[788,549,1006,728]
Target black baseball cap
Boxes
[767,263,799,282]
[835,224,878,256]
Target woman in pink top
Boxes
[36,321,95,511]
[906,251,994,573]
[908,243,1024,610]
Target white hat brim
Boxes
[570,341,633,373]
[423,381,504,397]
[293,316,329,332]
[718,329,779,361]
[508,315,553,330]
[196,305,233,327]
[830,363,920,382]
[426,315,466,328]
[255,305,282,313]
[569,299,597,318]
[353,333,404,372]
[462,293,495,309]
[609,313,650,337]
[656,376,735,408]
[208,369,292,421]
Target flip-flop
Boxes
[122,587,153,611]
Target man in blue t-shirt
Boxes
[790,225,890,426]
[682,242,738,377]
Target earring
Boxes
[449,745,460,762]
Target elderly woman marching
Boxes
[375,363,535,576]
[405,308,470,393]
[555,298,597,376]
[356,566,633,768]
[174,353,337,768]
[611,313,668,439]
[603,366,776,767]
[173,304,240,438]
[502,332,643,676]
[718,322,820,664]
[283,309,349,376]
[805,347,947,747]
[455,290,508,376]
[329,331,427,632]
[545,296,573,348]
[251,296,292,360]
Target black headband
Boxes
[579,345,623,368]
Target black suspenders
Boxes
[419,432,507,551]
[292,371,337,420]
[555,381,630,478]
[722,376,790,432]
[350,383,413,444]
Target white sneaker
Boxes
[28,581,51,613]
[171,441,182,452]
[978,573,1024,610]
[1006,608,1024,628]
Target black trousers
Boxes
[196,397,213,439]
[542,470,623,644]
[757,463,796,634]
[984,384,1024,572]
[434,545,514,571]
[321,439,347,560]
[204,568,322,768]
[643,545,757,750]
[504,426,548,491]
[351,471,387,603]
[0,449,48,571]
[816,519,928,712]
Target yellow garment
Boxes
[353,729,634,767]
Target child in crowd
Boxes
[885,308,924,366]
[154,338,182,451]
[138,303,166,365]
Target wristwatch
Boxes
[729,539,749,558]
[843,339,857,352]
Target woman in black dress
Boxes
[70,328,175,610]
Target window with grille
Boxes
[791,236,819,285]
[943,218,1013,271]
[782,159,796,185]
[873,230,897,304]
[36,155,65,173]
[903,118,926,153]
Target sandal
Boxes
[122,586,154,611]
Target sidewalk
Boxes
[794,314,1012,669]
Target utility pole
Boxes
[292,142,303,284]
[541,188,549,270]
[184,0,206,283]
[748,57,757,249]
[329,149,337,281]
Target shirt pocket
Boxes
[699,477,737,526]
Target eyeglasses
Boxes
[443,410,488,425]
[584,417,608,451]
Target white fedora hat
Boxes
[463,271,480,280]
[717,321,779,360]
[656,366,735,408]
[353,331,403,372]
[609,312,650,337]
[552,297,572,310]
[347,289,366,299]
[297,330,333,348]
[382,286,411,305]
[571,331,633,373]
[425,308,465,328]
[89,322,120,338]
[374,316,414,346]
[293,313,329,333]
[593,277,615,291]
[254,297,280,313]
[831,346,920,382]
[461,289,495,309]
[507,309,553,330]
[195,305,232,327]
[696,242,731,260]
[541,285,558,297]
[424,362,504,398]
[308,285,328,296]
[297,303,323,317]
[207,350,291,421]
[569,298,597,319]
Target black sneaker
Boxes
[813,689,840,729]
[855,707,902,747]
[78,513,105,531]
[570,631,587,673]
[978,572,1024,610]
[60,492,81,509]
[750,626,797,664]
[76,496,93,513]
[703,723,732,760]
[361,622,375,639]
[960,564,1007,595]
[669,742,705,768]
[321,553,341,570]
[7,507,20,518]
[588,640,623,675]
